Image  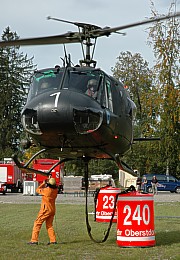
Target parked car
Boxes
[142,174,180,194]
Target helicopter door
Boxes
[104,79,113,112]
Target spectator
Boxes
[151,176,158,195]
[136,176,142,192]
[142,176,148,192]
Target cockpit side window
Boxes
[105,79,113,112]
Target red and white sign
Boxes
[117,191,155,247]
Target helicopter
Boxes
[0,13,179,177]
[1,12,179,244]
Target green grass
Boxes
[0,201,180,260]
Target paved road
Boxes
[0,191,179,205]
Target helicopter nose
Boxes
[22,90,103,136]
[39,91,103,134]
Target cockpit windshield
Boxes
[27,67,104,101]
[27,68,64,101]
[63,68,103,96]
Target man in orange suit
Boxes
[28,177,58,245]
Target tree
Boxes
[111,51,161,173]
[0,27,35,159]
[147,2,180,176]
[111,51,159,138]
[111,2,180,177]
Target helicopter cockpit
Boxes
[26,66,136,118]
[27,67,104,101]
[62,68,104,100]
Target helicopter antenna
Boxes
[63,44,69,66]
[60,44,72,67]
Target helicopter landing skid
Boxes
[12,150,73,177]
[114,154,137,176]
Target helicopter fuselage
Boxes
[22,66,136,159]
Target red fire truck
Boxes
[23,159,64,193]
[0,158,23,194]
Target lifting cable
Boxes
[84,167,136,243]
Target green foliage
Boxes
[0,27,35,160]
[112,51,154,123]
[111,2,180,177]
[123,141,163,174]
[111,51,163,174]
[148,3,180,176]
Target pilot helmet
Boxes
[87,79,97,89]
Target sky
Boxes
[1,0,179,75]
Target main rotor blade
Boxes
[47,16,102,30]
[0,31,82,47]
[0,12,179,47]
[91,12,180,37]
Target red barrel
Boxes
[117,191,155,247]
[95,186,121,223]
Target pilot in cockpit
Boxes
[39,78,52,93]
[40,81,49,90]
[85,79,97,98]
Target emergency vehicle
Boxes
[0,158,23,194]
[23,159,64,193]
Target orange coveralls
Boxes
[30,182,58,243]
